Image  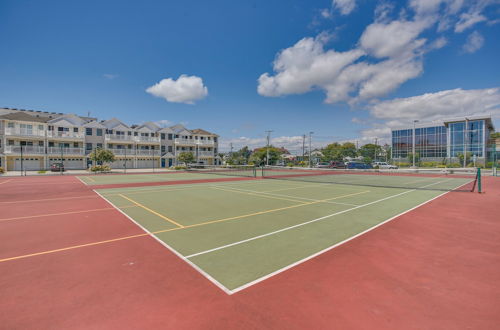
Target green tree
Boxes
[456,152,472,166]
[252,146,284,165]
[178,152,195,165]
[321,143,343,161]
[89,148,115,165]
[340,142,358,158]
[359,144,382,161]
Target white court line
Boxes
[75,176,89,186]
[214,185,360,207]
[185,181,448,260]
[93,190,233,295]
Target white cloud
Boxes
[219,135,331,153]
[155,119,172,127]
[358,87,500,142]
[333,0,356,15]
[103,73,119,80]
[455,12,487,32]
[462,30,485,53]
[320,8,331,18]
[146,75,208,104]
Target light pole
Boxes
[265,130,273,166]
[412,120,419,167]
[463,118,469,168]
[309,132,314,168]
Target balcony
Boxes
[4,146,45,154]
[197,151,214,157]
[137,149,160,156]
[47,147,84,155]
[4,128,45,138]
[47,131,84,139]
[197,140,215,146]
[135,135,160,143]
[174,138,196,145]
[105,134,135,142]
[107,148,135,156]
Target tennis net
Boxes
[187,164,257,178]
[262,166,480,192]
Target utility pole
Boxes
[302,134,306,161]
[265,130,273,166]
[309,132,314,168]
[412,120,419,168]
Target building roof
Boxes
[190,128,217,136]
[0,112,50,123]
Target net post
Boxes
[477,167,482,193]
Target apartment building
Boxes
[0,108,219,171]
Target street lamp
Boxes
[412,120,419,167]
[309,132,314,168]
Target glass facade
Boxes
[449,120,485,157]
[392,126,447,159]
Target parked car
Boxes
[347,162,372,169]
[315,162,331,168]
[50,162,65,172]
[372,161,398,169]
[329,161,346,169]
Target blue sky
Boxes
[1,0,499,152]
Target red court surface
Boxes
[0,175,499,329]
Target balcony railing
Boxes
[107,148,135,156]
[47,131,84,139]
[105,134,135,141]
[4,146,45,154]
[174,138,214,146]
[137,149,160,156]
[197,151,214,157]
[4,128,45,137]
[136,136,160,143]
[174,138,196,145]
[197,140,215,146]
[47,147,84,155]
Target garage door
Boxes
[64,158,84,169]
[136,159,155,168]
[110,159,132,169]
[14,158,41,171]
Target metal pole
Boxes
[302,134,306,162]
[124,146,127,173]
[412,120,419,167]
[309,131,313,168]
[60,144,64,175]
[374,138,378,162]
[152,147,155,173]
[20,144,24,176]
[265,130,273,166]
[463,118,468,168]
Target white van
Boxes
[372,162,398,169]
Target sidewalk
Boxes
[0,168,174,177]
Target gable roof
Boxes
[48,114,88,126]
[135,121,160,132]
[169,124,187,133]
[101,118,131,130]
[0,112,50,123]
[83,120,106,128]
[190,128,216,136]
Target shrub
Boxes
[174,166,186,170]
[436,164,447,168]
[421,161,440,168]
[90,165,111,172]
[448,163,462,168]
[395,162,410,167]
[37,170,46,174]
[0,167,4,174]
[286,162,294,167]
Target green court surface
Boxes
[95,174,473,293]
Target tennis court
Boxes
[91,166,479,293]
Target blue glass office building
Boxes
[391,116,495,164]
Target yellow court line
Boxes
[0,179,13,185]
[0,190,370,263]
[118,194,184,228]
[211,186,306,204]
[0,206,136,223]
[180,190,371,230]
